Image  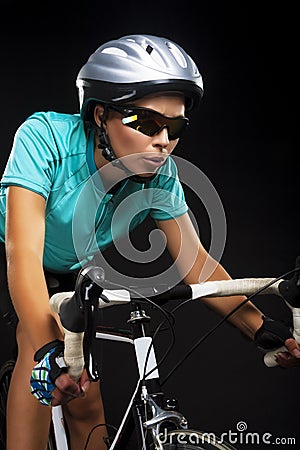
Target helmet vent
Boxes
[166,42,187,69]
[146,45,153,54]
[101,47,128,57]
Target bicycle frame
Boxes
[2,259,299,449]
[49,258,300,449]
[97,304,190,449]
[52,294,189,450]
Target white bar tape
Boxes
[49,292,74,314]
[63,328,84,381]
[100,288,131,306]
[49,292,84,381]
[190,278,282,299]
[49,290,131,382]
[264,345,287,367]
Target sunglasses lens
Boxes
[123,116,159,137]
[167,119,188,140]
[115,106,188,140]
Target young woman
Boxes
[0,34,299,450]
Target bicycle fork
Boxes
[141,386,188,450]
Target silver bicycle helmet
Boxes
[76,34,204,122]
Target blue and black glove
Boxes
[30,339,68,406]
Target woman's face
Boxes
[95,94,186,177]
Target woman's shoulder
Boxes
[16,111,86,158]
[23,111,82,134]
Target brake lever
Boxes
[278,256,300,308]
[82,281,104,381]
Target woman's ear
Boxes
[94,104,105,127]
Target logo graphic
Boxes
[72,154,227,289]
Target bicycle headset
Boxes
[76,34,204,182]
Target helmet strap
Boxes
[98,121,116,162]
[97,116,157,185]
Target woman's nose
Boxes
[152,126,170,148]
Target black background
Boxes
[0,1,299,448]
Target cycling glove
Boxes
[30,339,68,406]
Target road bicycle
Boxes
[1,257,299,449]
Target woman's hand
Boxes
[275,338,300,368]
[31,339,92,406]
[51,369,91,406]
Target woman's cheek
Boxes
[109,127,147,158]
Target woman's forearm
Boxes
[196,261,264,339]
[157,215,264,339]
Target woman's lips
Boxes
[142,156,166,168]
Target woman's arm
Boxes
[156,212,264,339]
[5,186,62,351]
[5,186,87,403]
[156,212,300,366]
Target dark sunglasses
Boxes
[107,104,189,140]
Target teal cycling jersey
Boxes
[0,111,188,272]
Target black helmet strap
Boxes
[97,106,116,162]
[97,117,156,184]
[98,125,116,162]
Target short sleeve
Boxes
[150,157,188,221]
[1,115,58,199]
